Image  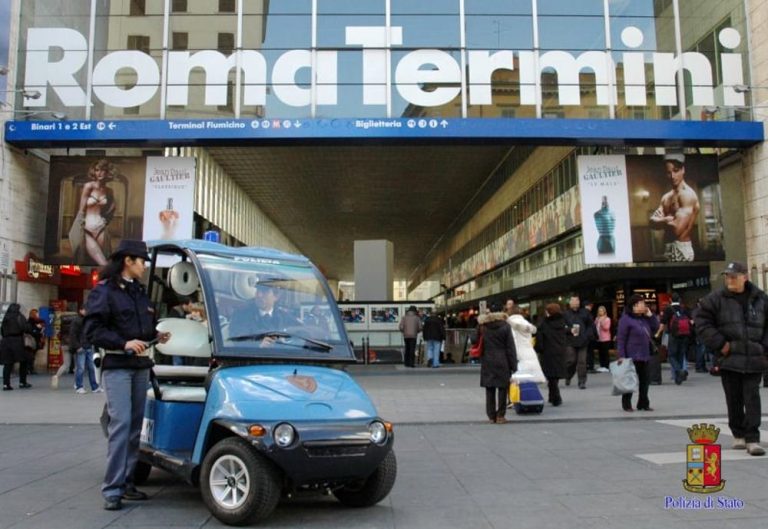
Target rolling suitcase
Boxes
[514,381,545,414]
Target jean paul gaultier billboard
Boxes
[21,23,748,114]
[578,155,724,265]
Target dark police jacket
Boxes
[84,278,156,370]
[695,282,768,374]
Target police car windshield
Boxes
[196,254,345,355]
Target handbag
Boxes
[643,327,659,356]
[23,333,37,350]
[469,334,484,358]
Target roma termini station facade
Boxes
[1,0,767,322]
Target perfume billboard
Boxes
[45,155,197,266]
[578,155,634,265]
[578,155,724,264]
[141,157,196,245]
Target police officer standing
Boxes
[84,240,170,510]
[695,262,768,456]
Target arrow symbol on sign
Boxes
[294,120,302,128]
[108,122,116,130]
[440,120,449,128]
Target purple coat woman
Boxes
[616,294,659,412]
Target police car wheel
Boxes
[334,450,397,508]
[201,437,280,525]
[132,461,152,486]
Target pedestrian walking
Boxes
[594,305,612,372]
[51,334,75,389]
[422,312,445,368]
[1,303,33,390]
[26,308,45,374]
[398,305,422,368]
[84,240,170,510]
[695,262,768,456]
[479,309,518,423]
[535,303,568,407]
[70,307,102,394]
[507,306,545,383]
[659,292,692,385]
[563,295,595,389]
[616,294,659,412]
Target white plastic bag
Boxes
[610,358,638,396]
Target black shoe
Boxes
[103,498,122,511]
[682,370,689,381]
[578,382,586,390]
[122,487,148,501]
[551,398,562,407]
[2,385,13,391]
[18,383,31,389]
[565,377,572,386]
[674,374,683,385]
[638,407,654,412]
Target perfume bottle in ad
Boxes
[594,196,616,254]
[159,197,179,239]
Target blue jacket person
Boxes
[84,240,170,510]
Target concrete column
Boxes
[354,240,393,300]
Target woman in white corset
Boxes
[76,159,116,265]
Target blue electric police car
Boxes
[132,241,396,526]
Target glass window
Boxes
[171,32,188,51]
[610,0,672,120]
[678,0,750,121]
[392,0,460,48]
[130,0,146,16]
[219,0,236,13]
[171,0,187,13]
[217,32,234,54]
[166,3,239,119]
[127,34,150,54]
[538,0,609,118]
[465,0,534,117]
[316,0,385,118]
[194,254,350,361]
[256,0,311,118]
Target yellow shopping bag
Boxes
[509,382,520,404]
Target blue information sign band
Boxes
[4,117,763,147]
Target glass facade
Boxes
[15,0,751,122]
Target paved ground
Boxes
[2,366,768,529]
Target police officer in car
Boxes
[84,240,170,511]
[228,278,300,347]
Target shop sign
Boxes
[59,265,82,276]
[23,25,746,111]
[15,253,61,284]
[672,277,710,290]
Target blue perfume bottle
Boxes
[594,196,615,254]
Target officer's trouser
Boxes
[101,368,150,500]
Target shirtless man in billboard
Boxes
[650,153,700,262]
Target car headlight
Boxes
[273,423,296,447]
[369,421,388,445]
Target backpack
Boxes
[670,309,691,336]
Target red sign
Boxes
[60,265,82,276]
[15,253,61,284]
